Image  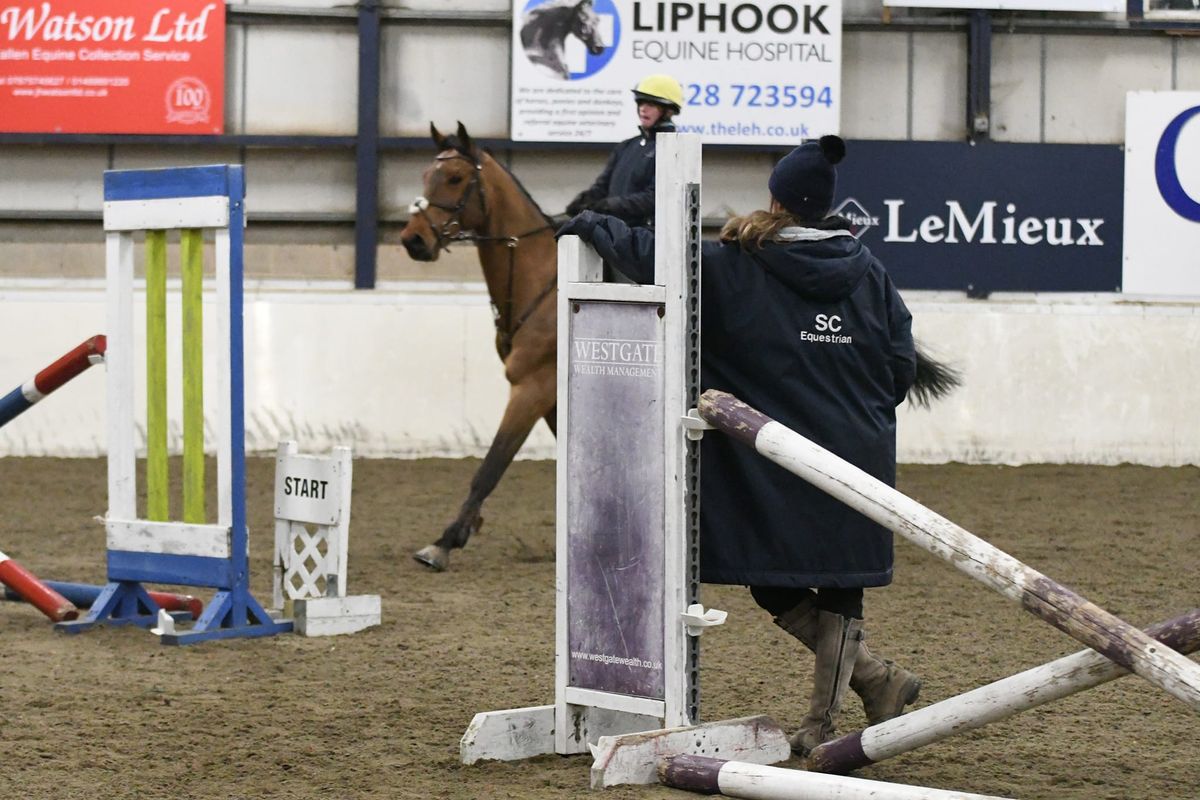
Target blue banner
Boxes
[833,141,1124,295]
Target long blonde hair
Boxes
[719,209,808,251]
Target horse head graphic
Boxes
[520,0,609,80]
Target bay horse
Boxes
[401,122,961,572]
[402,123,559,572]
[519,0,607,80]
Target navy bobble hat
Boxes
[767,135,847,219]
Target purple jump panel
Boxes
[567,300,666,700]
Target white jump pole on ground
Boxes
[695,389,1200,712]
[659,755,1018,800]
[810,607,1200,774]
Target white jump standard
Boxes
[57,165,291,645]
[462,135,789,780]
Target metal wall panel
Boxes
[244,27,358,135]
[701,152,781,218]
[225,22,247,134]
[380,152,444,221]
[1178,39,1200,90]
[508,149,610,218]
[911,32,967,141]
[0,147,106,212]
[381,28,511,138]
[400,0,511,10]
[842,31,910,140]
[243,151,357,215]
[233,0,354,8]
[844,0,888,14]
[112,146,241,172]
[991,34,1042,142]
[1044,35,1172,144]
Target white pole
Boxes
[810,608,1200,774]
[696,389,1200,712]
[660,755,1017,800]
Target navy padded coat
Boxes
[563,211,917,588]
[572,121,676,226]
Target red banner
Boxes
[0,0,225,134]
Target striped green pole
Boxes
[181,229,205,524]
[145,230,168,522]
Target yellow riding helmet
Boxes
[632,74,683,114]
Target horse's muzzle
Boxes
[402,234,436,261]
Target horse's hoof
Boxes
[413,544,450,572]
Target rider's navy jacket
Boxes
[562,211,916,588]
[578,120,676,226]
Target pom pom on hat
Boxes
[768,135,846,219]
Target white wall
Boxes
[2,280,1197,466]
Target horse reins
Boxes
[409,151,556,357]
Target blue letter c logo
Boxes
[1155,105,1200,223]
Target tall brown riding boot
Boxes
[774,601,921,727]
[789,611,862,756]
[851,641,922,726]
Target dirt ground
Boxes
[0,456,1196,800]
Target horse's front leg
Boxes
[413,370,555,571]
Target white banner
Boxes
[884,1,1122,9]
[1123,91,1200,297]
[511,0,842,144]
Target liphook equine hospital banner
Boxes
[512,0,842,144]
[0,0,224,134]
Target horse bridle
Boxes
[408,150,557,357]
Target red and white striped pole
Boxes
[2,580,203,621]
[0,334,106,429]
[0,550,78,622]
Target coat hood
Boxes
[751,229,872,303]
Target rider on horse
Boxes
[565,74,684,227]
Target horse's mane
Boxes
[441,136,556,227]
[525,0,585,18]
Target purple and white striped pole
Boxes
[659,755,1016,800]
[696,389,1200,712]
[0,335,106,429]
[809,607,1200,774]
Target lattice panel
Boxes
[281,521,336,600]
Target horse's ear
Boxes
[456,121,474,155]
[430,122,451,151]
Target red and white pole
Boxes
[0,550,79,622]
[0,334,107,429]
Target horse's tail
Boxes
[909,343,962,408]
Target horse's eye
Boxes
[447,175,464,185]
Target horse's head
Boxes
[401,122,488,262]
[570,0,606,56]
